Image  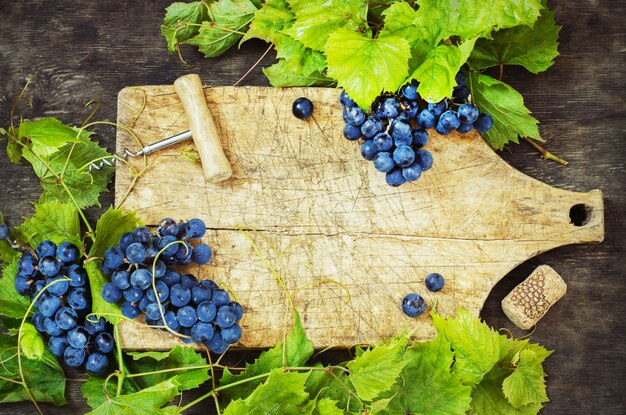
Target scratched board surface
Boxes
[114,86,604,350]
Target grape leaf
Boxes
[82,374,139,410]
[161,1,208,52]
[0,333,66,405]
[21,132,114,209]
[285,0,368,52]
[19,323,44,360]
[241,0,294,44]
[407,44,463,103]
[18,118,83,158]
[223,369,315,415]
[325,29,411,109]
[0,260,31,319]
[313,398,343,415]
[469,72,542,150]
[470,378,543,415]
[219,309,314,403]
[274,36,327,77]
[185,0,258,58]
[84,260,122,325]
[432,310,501,386]
[89,207,142,257]
[304,366,360,413]
[86,378,181,415]
[469,7,560,74]
[369,0,404,25]
[372,335,472,415]
[13,202,81,249]
[502,350,548,408]
[127,345,210,391]
[345,336,409,401]
[263,61,333,87]
[413,0,543,44]
[379,1,420,43]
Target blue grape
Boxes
[111,270,131,290]
[393,145,415,168]
[86,352,109,375]
[0,224,9,240]
[54,307,78,330]
[153,260,166,278]
[457,123,474,134]
[435,121,453,135]
[339,90,356,108]
[64,346,86,368]
[102,282,123,303]
[31,280,46,299]
[103,247,125,269]
[292,97,314,120]
[474,114,493,132]
[211,289,230,307]
[343,123,361,141]
[39,294,62,317]
[145,244,158,260]
[133,226,152,244]
[191,244,212,265]
[207,330,228,354]
[411,128,428,148]
[67,326,89,349]
[373,152,395,173]
[439,110,461,130]
[453,86,470,103]
[177,305,198,328]
[400,99,419,118]
[67,287,89,310]
[36,240,56,258]
[180,274,198,289]
[401,293,425,317]
[95,332,115,353]
[360,140,377,161]
[56,242,78,264]
[425,273,445,292]
[119,232,140,251]
[84,316,106,335]
[14,275,31,296]
[44,317,64,336]
[123,287,143,303]
[416,150,433,172]
[67,264,87,287]
[229,301,244,321]
[146,280,169,303]
[376,97,400,118]
[164,310,180,331]
[402,162,422,182]
[191,321,214,343]
[31,312,46,332]
[455,71,467,87]
[191,285,212,304]
[344,106,366,126]
[121,301,141,319]
[220,323,242,344]
[186,218,207,239]
[100,264,113,276]
[158,218,179,237]
[146,302,166,321]
[18,253,37,277]
[417,109,437,129]
[197,301,217,322]
[126,243,147,264]
[130,268,152,291]
[386,168,407,187]
[360,116,383,139]
[373,132,393,152]
[47,276,69,296]
[39,256,60,277]
[401,83,419,100]
[179,327,195,344]
[457,103,479,124]
[162,270,181,287]
[170,284,191,307]
[157,235,178,256]
[391,119,412,146]
[200,280,218,291]
[216,305,237,328]
[428,99,448,116]
[48,335,69,357]
[138,294,151,312]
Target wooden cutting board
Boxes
[114,86,604,350]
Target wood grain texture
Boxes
[0,0,625,414]
[114,85,603,349]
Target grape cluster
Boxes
[14,240,113,375]
[339,72,493,187]
[100,218,243,354]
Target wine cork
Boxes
[502,265,567,330]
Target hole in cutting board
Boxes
[569,204,592,226]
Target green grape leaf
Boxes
[469,72,542,150]
[379,1,420,44]
[413,0,543,44]
[18,118,82,158]
[408,44,463,103]
[325,29,411,109]
[13,202,81,249]
[367,0,397,25]
[0,260,30,319]
[263,61,333,87]
[86,378,181,415]
[127,345,210,391]
[372,335,472,415]
[219,309,314,404]
[274,36,327,77]
[433,310,501,386]
[85,260,122,325]
[285,0,368,52]
[82,374,139,410]
[89,207,142,257]
[304,366,360,413]
[0,333,66,405]
[470,378,543,415]
[223,369,315,415]
[313,398,343,415]
[19,323,44,360]
[502,350,549,408]
[241,0,294,44]
[185,0,258,58]
[346,336,409,401]
[469,7,560,74]
[161,1,208,52]
[21,131,114,209]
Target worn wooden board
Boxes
[114,86,604,350]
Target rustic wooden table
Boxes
[1,1,624,414]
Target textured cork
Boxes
[502,265,568,330]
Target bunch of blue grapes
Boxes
[13,240,113,375]
[100,218,243,354]
[340,71,493,187]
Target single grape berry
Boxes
[220,323,242,344]
[103,247,125,269]
[343,123,361,141]
[191,244,212,265]
[102,283,123,303]
[86,353,109,375]
[64,346,86,368]
[474,114,493,132]
[211,289,230,307]
[402,162,422,182]
[373,152,395,173]
[133,226,152,244]
[411,128,428,148]
[401,293,426,317]
[125,242,147,264]
[373,132,394,152]
[391,119,412,146]
[119,232,140,251]
[401,83,419,100]
[360,140,377,161]
[425,273,445,292]
[457,123,474,134]
[207,331,229,354]
[339,90,356,108]
[57,242,79,264]
[457,103,479,124]
[427,99,448,116]
[386,168,407,187]
[39,256,60,277]
[417,109,437,129]
[36,240,56,258]
[360,116,383,139]
[197,300,217,322]
[344,106,366,126]
[186,218,207,239]
[393,145,415,168]
[0,224,9,240]
[439,110,461,130]
[416,150,434,172]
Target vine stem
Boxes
[114,325,125,397]
[232,44,273,87]
[521,136,569,165]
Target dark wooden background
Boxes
[1,1,625,414]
